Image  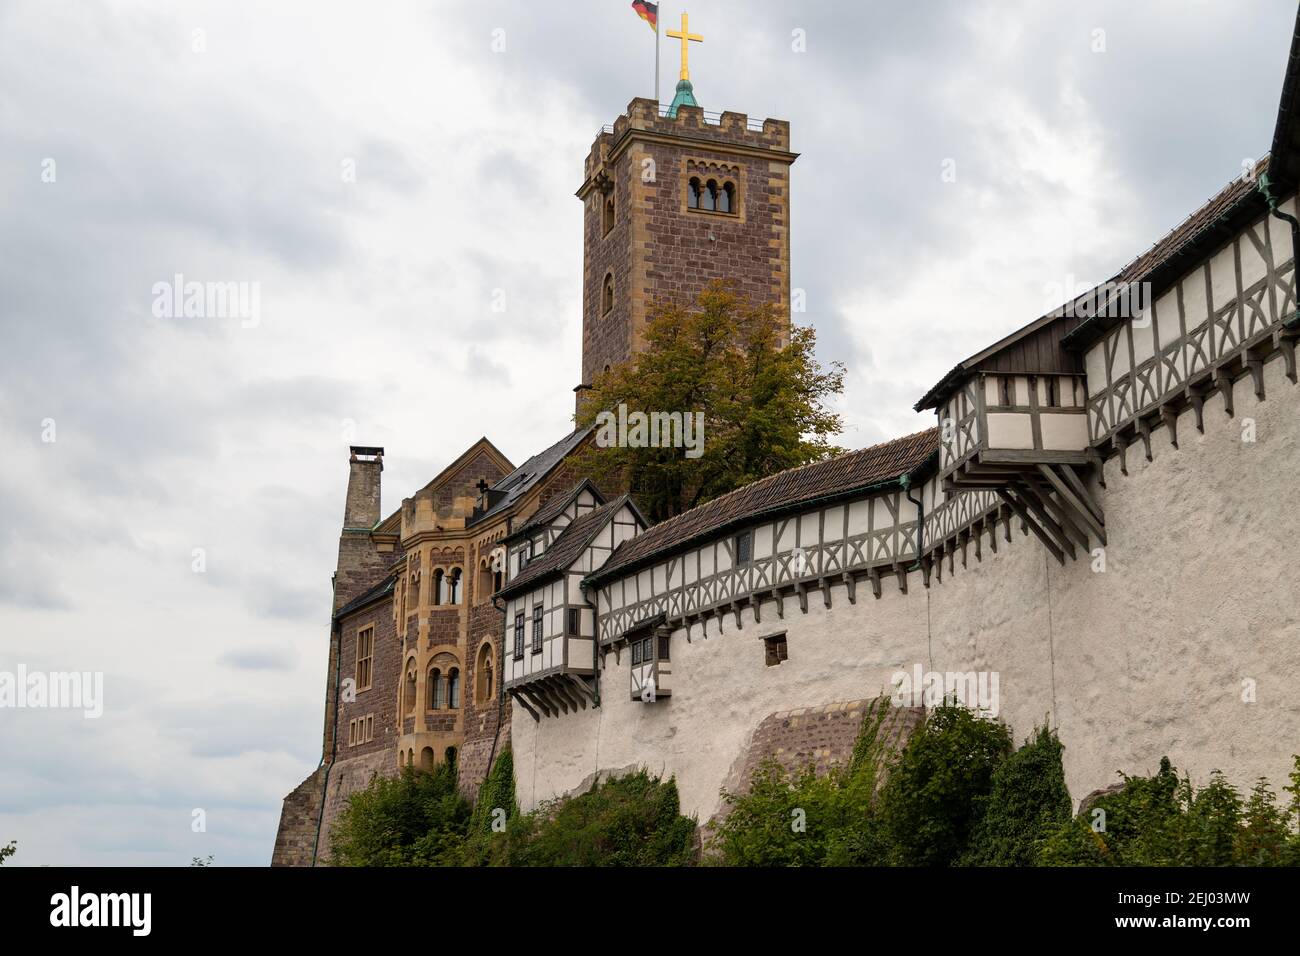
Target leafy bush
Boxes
[1038,756,1300,866]
[329,760,471,866]
[961,725,1071,866]
[878,704,1012,866]
[707,698,892,866]
[460,747,518,866]
[497,770,697,867]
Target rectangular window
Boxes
[364,714,373,743]
[659,635,670,661]
[513,612,525,660]
[631,640,642,665]
[531,604,544,654]
[567,608,581,635]
[763,633,789,667]
[347,719,357,746]
[355,626,374,691]
[734,530,752,565]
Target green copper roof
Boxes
[667,79,698,118]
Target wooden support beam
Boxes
[731,601,743,630]
[510,688,541,723]
[1159,405,1179,449]
[821,578,833,609]
[986,515,997,554]
[959,530,969,569]
[1136,417,1153,462]
[974,524,983,562]
[795,582,808,614]
[997,489,1065,565]
[868,567,882,600]
[1038,465,1107,546]
[547,675,583,712]
[567,675,596,704]
[935,545,944,583]
[1186,387,1206,433]
[1246,346,1269,401]
[1212,367,1234,418]
[1001,505,1013,542]
[518,683,555,719]
[1116,436,1129,476]
[775,588,784,619]
[842,572,856,605]
[1017,483,1081,558]
[921,557,932,589]
[752,596,761,623]
[1275,334,1296,382]
[893,562,909,595]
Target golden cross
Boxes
[666,12,703,82]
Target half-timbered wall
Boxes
[507,487,602,578]
[503,502,642,691]
[595,491,920,645]
[1084,199,1297,444]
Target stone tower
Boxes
[575,96,798,403]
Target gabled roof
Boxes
[586,429,939,585]
[333,573,395,621]
[1268,5,1300,190]
[374,437,515,534]
[497,495,641,598]
[509,477,607,541]
[467,427,592,527]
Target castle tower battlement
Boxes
[576,96,798,404]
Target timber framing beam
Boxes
[997,488,1065,565]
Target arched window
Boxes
[448,668,461,709]
[601,273,614,315]
[428,667,445,709]
[432,569,444,605]
[448,568,462,604]
[404,661,417,715]
[475,642,495,704]
[687,177,701,208]
[702,179,717,211]
[493,570,503,592]
[720,181,735,214]
[420,747,435,770]
[602,195,615,235]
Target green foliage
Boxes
[575,282,845,522]
[1038,756,1300,866]
[961,725,1071,866]
[494,770,697,867]
[706,699,893,866]
[0,840,14,865]
[460,747,518,866]
[878,704,1013,866]
[189,854,214,867]
[329,762,471,867]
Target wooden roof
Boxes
[587,429,938,585]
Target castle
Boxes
[272,18,1300,865]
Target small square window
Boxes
[735,531,752,565]
[763,633,788,667]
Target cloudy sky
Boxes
[0,0,1293,866]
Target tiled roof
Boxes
[587,429,938,584]
[497,496,633,598]
[468,427,591,527]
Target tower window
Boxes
[601,273,614,315]
[476,641,495,704]
[447,668,460,709]
[602,194,615,236]
[433,568,445,605]
[720,181,735,213]
[688,177,701,209]
[702,179,717,211]
[448,567,462,604]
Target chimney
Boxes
[344,446,383,529]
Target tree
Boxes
[0,841,14,865]
[329,762,471,867]
[575,282,844,522]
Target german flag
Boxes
[631,1,658,32]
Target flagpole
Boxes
[654,13,660,106]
